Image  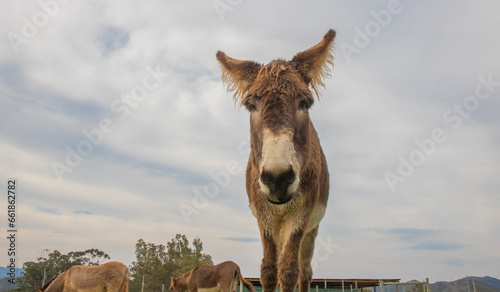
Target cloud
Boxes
[220,237,261,243]
[98,26,130,56]
[0,0,499,282]
[371,228,463,251]
[74,210,93,215]
[444,259,478,268]
[412,242,463,251]
[387,228,440,241]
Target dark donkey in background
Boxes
[170,261,255,292]
[216,29,335,292]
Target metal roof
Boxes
[245,278,401,289]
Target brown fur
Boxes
[216,30,335,292]
[34,261,129,292]
[170,261,255,292]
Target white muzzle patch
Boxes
[258,128,300,196]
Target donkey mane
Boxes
[41,272,65,291]
[40,275,58,291]
[181,269,193,278]
[257,61,290,80]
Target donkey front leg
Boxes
[298,226,319,292]
[278,230,304,292]
[261,232,278,292]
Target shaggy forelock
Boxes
[242,60,313,106]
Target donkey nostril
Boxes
[282,168,296,185]
[260,171,274,186]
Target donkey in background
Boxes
[170,261,255,292]
[216,29,335,292]
[34,261,129,292]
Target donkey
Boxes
[216,29,335,292]
[34,261,129,292]
[170,261,255,292]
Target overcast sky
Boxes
[1,0,499,284]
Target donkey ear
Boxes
[291,29,336,98]
[216,51,261,105]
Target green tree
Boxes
[174,237,213,275]
[129,239,172,292]
[68,248,110,266]
[129,234,213,292]
[17,249,110,290]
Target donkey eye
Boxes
[298,100,311,111]
[245,102,258,112]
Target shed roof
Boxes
[245,278,401,289]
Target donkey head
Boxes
[169,274,183,292]
[217,30,335,205]
[170,272,191,292]
[169,274,179,292]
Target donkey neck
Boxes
[176,275,190,291]
[44,272,66,292]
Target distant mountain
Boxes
[0,267,23,278]
[328,277,500,292]
[0,267,24,292]
[430,276,500,292]
[0,277,17,292]
[467,277,500,290]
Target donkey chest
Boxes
[250,201,326,235]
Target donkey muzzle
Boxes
[260,167,296,205]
